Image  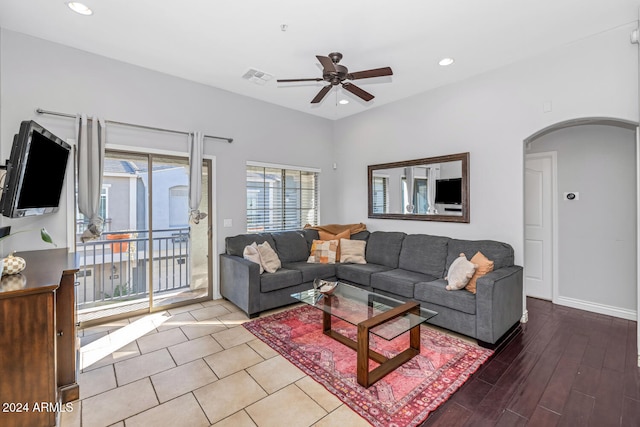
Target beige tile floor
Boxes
[61,299,372,427]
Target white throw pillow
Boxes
[243,242,264,274]
[339,239,367,264]
[256,241,281,273]
[445,253,477,290]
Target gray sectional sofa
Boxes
[220,229,523,345]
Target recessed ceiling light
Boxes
[338,99,349,105]
[67,2,93,16]
[438,57,455,66]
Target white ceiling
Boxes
[1,1,638,120]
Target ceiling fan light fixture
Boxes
[278,52,392,104]
[438,57,455,66]
[338,99,349,105]
[67,2,93,15]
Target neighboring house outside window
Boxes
[98,187,108,222]
[77,185,109,234]
[169,185,189,227]
[246,163,319,232]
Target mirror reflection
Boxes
[368,152,469,223]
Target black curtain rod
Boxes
[35,108,233,143]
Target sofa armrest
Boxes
[475,265,523,344]
[220,254,262,317]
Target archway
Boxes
[524,116,639,366]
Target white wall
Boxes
[528,124,637,316]
[333,23,638,273]
[1,22,638,320]
[0,30,337,257]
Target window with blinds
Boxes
[246,164,319,232]
[372,176,388,213]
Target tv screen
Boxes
[434,178,462,205]
[1,121,71,218]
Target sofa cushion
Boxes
[371,269,438,299]
[301,229,320,251]
[351,230,370,241]
[398,234,450,277]
[414,279,476,314]
[336,263,393,286]
[260,268,303,293]
[271,231,310,263]
[365,231,406,268]
[282,261,336,283]
[226,233,275,257]
[446,239,514,273]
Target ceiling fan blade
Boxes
[277,78,324,83]
[348,67,393,80]
[342,82,374,102]
[311,85,332,104]
[316,55,338,73]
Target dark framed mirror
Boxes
[368,152,469,223]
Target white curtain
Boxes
[76,114,106,242]
[427,165,440,214]
[404,167,415,213]
[188,131,207,224]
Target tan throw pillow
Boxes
[465,251,494,294]
[445,253,477,290]
[307,239,338,264]
[256,241,281,273]
[243,242,264,274]
[339,239,367,264]
[319,229,350,261]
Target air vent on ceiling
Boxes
[242,68,273,85]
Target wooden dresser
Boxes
[0,248,79,427]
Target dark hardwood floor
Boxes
[422,297,640,427]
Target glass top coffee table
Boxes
[291,282,437,388]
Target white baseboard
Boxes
[520,310,529,323]
[555,296,637,321]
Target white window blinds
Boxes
[372,176,388,213]
[246,164,319,232]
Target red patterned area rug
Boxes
[243,305,494,427]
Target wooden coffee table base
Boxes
[322,300,421,388]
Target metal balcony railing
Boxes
[75,227,190,308]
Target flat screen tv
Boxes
[0,120,71,218]
[434,177,462,205]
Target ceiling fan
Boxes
[277,52,393,104]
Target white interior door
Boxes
[524,153,555,300]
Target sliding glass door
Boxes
[149,155,211,309]
[75,150,212,324]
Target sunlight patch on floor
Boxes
[80,311,170,370]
